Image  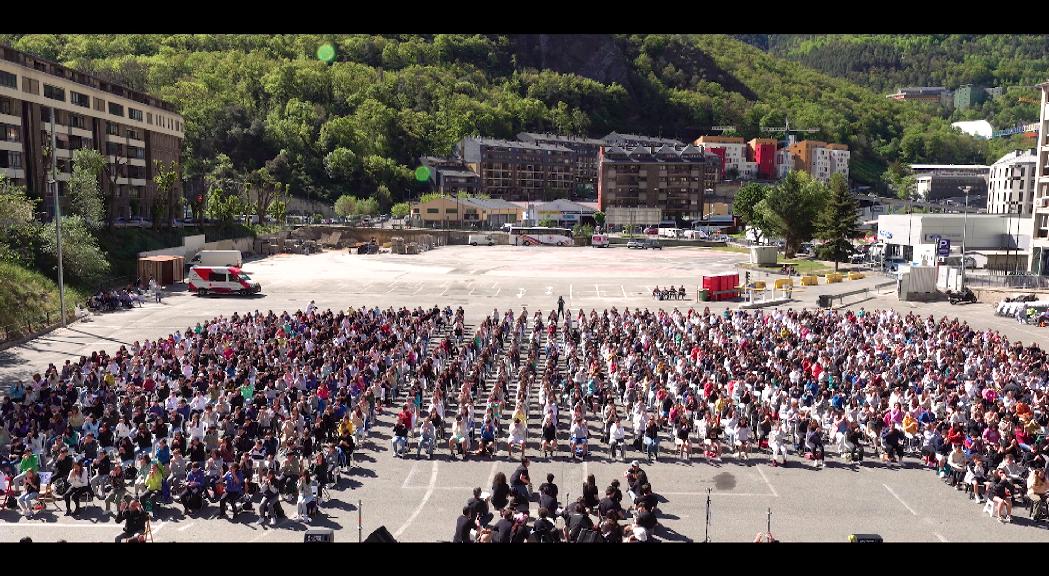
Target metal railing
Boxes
[966,273,1049,290]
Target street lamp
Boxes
[958,185,972,287]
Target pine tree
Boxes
[816,173,861,271]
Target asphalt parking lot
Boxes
[2,245,1048,542]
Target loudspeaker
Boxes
[364,526,397,543]
[848,533,883,543]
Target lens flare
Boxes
[415,166,431,182]
[317,43,335,63]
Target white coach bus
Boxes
[509,226,574,246]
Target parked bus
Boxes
[509,226,573,246]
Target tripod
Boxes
[703,487,711,543]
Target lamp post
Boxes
[959,185,971,287]
[49,114,65,327]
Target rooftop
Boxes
[0,43,179,113]
[517,132,605,147]
[462,137,572,153]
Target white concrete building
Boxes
[877,213,1030,271]
[693,136,747,178]
[829,147,851,181]
[1032,80,1049,274]
[775,149,793,179]
[987,149,1037,216]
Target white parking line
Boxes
[569,284,573,301]
[177,522,196,532]
[485,461,498,488]
[756,466,779,498]
[882,483,917,516]
[659,492,774,497]
[402,461,419,488]
[494,288,501,297]
[595,284,600,298]
[621,285,627,298]
[394,461,438,538]
[413,284,425,295]
[933,532,948,542]
[385,281,399,294]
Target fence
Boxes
[966,272,1049,290]
[818,280,896,309]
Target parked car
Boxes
[469,234,495,246]
[627,239,646,249]
[644,227,658,235]
[644,239,663,250]
[591,234,610,248]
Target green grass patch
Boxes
[708,244,750,254]
[0,260,88,340]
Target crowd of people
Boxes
[3,298,1049,542]
[1,301,454,541]
[441,304,1049,539]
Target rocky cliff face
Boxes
[510,34,633,87]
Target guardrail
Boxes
[819,280,896,308]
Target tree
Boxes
[355,197,379,216]
[36,215,110,286]
[0,175,41,266]
[205,187,242,229]
[68,149,105,227]
[152,160,182,229]
[816,173,861,271]
[538,218,558,228]
[593,211,606,228]
[334,195,357,217]
[374,184,392,213]
[882,162,916,201]
[732,182,770,243]
[572,223,594,245]
[755,171,829,258]
[391,201,410,219]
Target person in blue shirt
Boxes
[154,438,171,467]
[181,462,207,515]
[219,462,244,518]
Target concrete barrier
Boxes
[800,275,818,286]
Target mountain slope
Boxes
[0,34,1009,200]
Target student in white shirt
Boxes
[609,417,626,461]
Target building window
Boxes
[21,77,39,95]
[0,150,22,169]
[0,70,15,89]
[43,84,65,102]
[0,124,18,142]
[426,208,439,214]
[146,112,152,125]
[94,97,105,112]
[106,122,122,136]
[108,102,124,117]
[127,146,145,159]
[69,91,90,108]
[128,108,143,121]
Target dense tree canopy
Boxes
[0,33,1028,204]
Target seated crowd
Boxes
[3,300,1048,542]
[2,302,452,540]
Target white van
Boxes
[187,266,261,296]
[469,234,495,246]
[591,233,610,247]
[190,250,243,267]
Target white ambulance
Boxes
[187,266,261,296]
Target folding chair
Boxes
[35,472,62,513]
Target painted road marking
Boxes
[756,466,779,498]
[933,532,948,542]
[394,461,438,538]
[177,522,196,532]
[882,483,917,516]
[621,285,627,298]
[402,461,419,489]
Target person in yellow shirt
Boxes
[141,462,165,520]
[339,415,355,438]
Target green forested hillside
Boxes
[740,34,1049,129]
[0,34,1022,201]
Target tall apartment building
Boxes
[455,137,574,201]
[747,138,778,180]
[987,150,1037,216]
[516,132,603,194]
[774,148,793,179]
[785,140,850,182]
[0,44,183,218]
[1031,81,1049,274]
[597,144,719,223]
[419,155,481,196]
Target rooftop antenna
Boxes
[761,117,818,146]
